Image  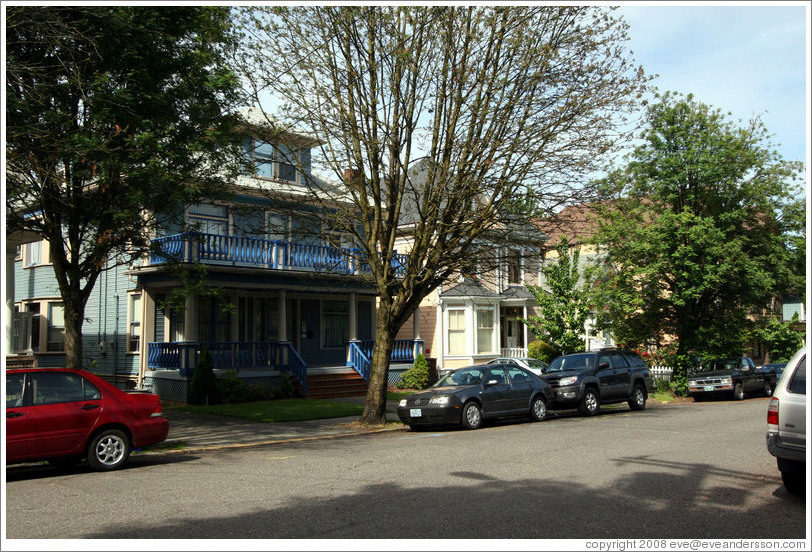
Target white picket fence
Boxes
[649,365,673,381]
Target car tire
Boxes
[461,401,482,430]
[578,388,600,416]
[763,380,773,397]
[87,429,130,471]
[628,384,647,411]
[781,470,806,496]
[732,382,745,401]
[530,396,547,422]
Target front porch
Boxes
[145,338,423,402]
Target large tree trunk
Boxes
[360,309,397,426]
[63,293,86,371]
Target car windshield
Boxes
[546,353,594,373]
[698,358,740,372]
[435,367,485,387]
[524,359,546,369]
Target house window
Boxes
[46,302,65,352]
[24,241,43,267]
[128,293,142,353]
[507,249,522,284]
[476,308,495,354]
[245,138,300,183]
[322,300,349,348]
[275,145,298,182]
[448,309,466,355]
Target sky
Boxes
[617,2,809,165]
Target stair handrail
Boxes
[348,341,371,382]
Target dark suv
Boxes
[541,348,654,416]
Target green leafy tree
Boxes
[758,315,804,363]
[6,6,247,370]
[237,6,650,425]
[522,236,595,354]
[591,92,804,383]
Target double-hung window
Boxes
[476,308,495,354]
[128,293,142,353]
[46,302,65,352]
[448,309,466,355]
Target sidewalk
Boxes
[152,396,404,453]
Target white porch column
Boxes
[522,305,529,349]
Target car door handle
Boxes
[7,412,24,418]
[80,404,99,410]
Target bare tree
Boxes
[236,5,649,425]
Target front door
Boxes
[506,319,519,350]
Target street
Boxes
[4,398,807,542]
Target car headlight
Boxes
[688,380,698,387]
[399,399,408,407]
[429,395,450,406]
[720,377,732,385]
[558,376,578,386]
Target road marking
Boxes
[399,433,446,439]
[267,456,295,460]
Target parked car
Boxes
[540,348,653,416]
[688,357,775,401]
[766,347,806,495]
[485,357,549,375]
[761,362,787,381]
[6,368,169,471]
[397,364,553,430]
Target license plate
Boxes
[703,386,714,392]
[410,408,422,418]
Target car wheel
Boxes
[732,382,745,401]
[530,396,547,422]
[87,429,130,471]
[763,380,773,397]
[628,384,647,411]
[461,401,482,430]
[578,388,600,416]
[781,470,806,496]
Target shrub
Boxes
[274,370,297,399]
[396,353,431,389]
[217,370,251,404]
[190,349,218,405]
[528,339,561,364]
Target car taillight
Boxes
[767,397,779,427]
[150,403,164,418]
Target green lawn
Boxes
[173,399,364,423]
[171,392,410,423]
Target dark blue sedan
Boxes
[397,364,553,430]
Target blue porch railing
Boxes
[147,341,307,395]
[348,341,371,382]
[150,232,407,276]
[358,339,419,362]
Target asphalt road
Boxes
[4,397,807,543]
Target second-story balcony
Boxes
[150,232,408,276]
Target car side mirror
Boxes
[485,379,498,387]
[598,361,610,370]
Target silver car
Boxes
[485,357,549,376]
[766,346,806,495]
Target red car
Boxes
[6,368,168,471]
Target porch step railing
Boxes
[348,342,371,382]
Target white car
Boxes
[766,346,806,495]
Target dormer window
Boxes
[244,138,301,184]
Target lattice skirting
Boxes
[143,371,287,405]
